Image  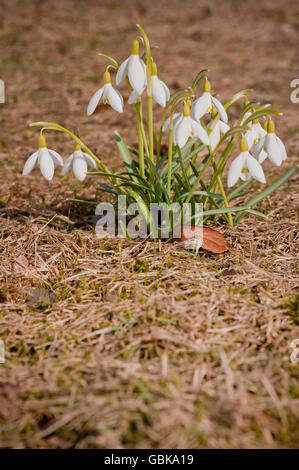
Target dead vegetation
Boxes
[0,0,299,448]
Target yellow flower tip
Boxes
[151,61,158,76]
[240,137,248,152]
[211,106,218,119]
[74,142,81,151]
[131,39,140,55]
[252,118,259,125]
[267,119,275,134]
[103,71,111,84]
[183,102,191,117]
[203,79,211,93]
[38,134,46,148]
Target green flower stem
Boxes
[157,107,167,162]
[185,151,215,204]
[167,126,173,197]
[147,94,154,164]
[135,100,145,178]
[217,174,233,226]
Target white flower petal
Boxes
[39,148,54,181]
[128,87,144,104]
[219,121,230,134]
[209,123,221,151]
[251,136,266,160]
[265,134,282,166]
[87,87,104,116]
[22,151,38,176]
[246,153,266,184]
[191,119,209,145]
[73,154,88,182]
[256,122,267,139]
[191,93,210,120]
[128,55,146,91]
[276,136,287,161]
[175,117,190,148]
[81,152,98,169]
[48,149,63,166]
[151,76,166,107]
[211,96,228,123]
[159,79,170,102]
[116,57,129,85]
[107,85,123,113]
[62,154,74,176]
[257,149,268,164]
[227,153,245,187]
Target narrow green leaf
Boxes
[115,131,139,181]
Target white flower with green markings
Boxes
[128,62,170,107]
[87,70,123,115]
[174,103,209,148]
[62,143,97,182]
[252,119,287,165]
[227,137,266,187]
[191,79,228,123]
[116,40,146,94]
[22,135,63,181]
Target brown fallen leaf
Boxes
[14,254,29,272]
[175,225,229,254]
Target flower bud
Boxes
[267,119,275,134]
[151,61,158,76]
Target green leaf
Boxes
[191,69,209,92]
[234,165,298,223]
[115,131,139,182]
[243,109,282,126]
[224,89,253,109]
[126,188,152,226]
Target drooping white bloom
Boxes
[244,119,267,150]
[116,39,146,93]
[207,110,230,151]
[62,143,98,182]
[87,71,123,115]
[174,103,209,148]
[128,61,170,106]
[191,79,228,123]
[227,137,266,187]
[251,119,287,166]
[22,135,63,181]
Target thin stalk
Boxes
[167,127,173,196]
[157,107,167,161]
[217,174,233,226]
[147,94,154,163]
[135,100,145,178]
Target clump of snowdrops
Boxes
[23,25,297,234]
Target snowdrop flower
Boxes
[191,79,228,123]
[22,134,63,181]
[244,118,267,149]
[128,61,170,106]
[174,102,209,148]
[227,137,266,187]
[207,107,230,151]
[252,119,287,166]
[62,142,98,182]
[116,39,146,93]
[87,71,123,115]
